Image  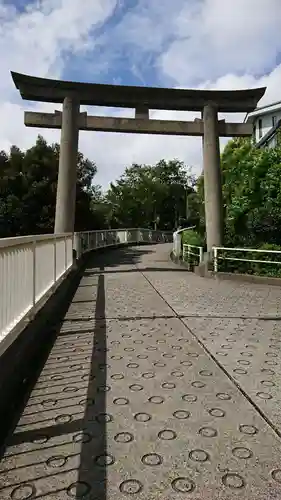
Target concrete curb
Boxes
[169,251,281,286]
[214,271,281,287]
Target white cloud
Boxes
[0,0,117,164]
[108,0,186,53]
[0,0,281,190]
[161,0,281,85]
[0,0,116,92]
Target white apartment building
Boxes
[244,100,281,148]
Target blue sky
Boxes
[60,0,182,88]
[1,0,281,188]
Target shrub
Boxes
[252,243,281,277]
[217,242,281,277]
[181,229,205,247]
[181,230,205,269]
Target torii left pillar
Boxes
[54,96,80,233]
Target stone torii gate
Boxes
[11,72,266,251]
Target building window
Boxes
[272,115,277,127]
[258,118,262,139]
[253,124,256,142]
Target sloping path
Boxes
[1,244,281,499]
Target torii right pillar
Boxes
[202,104,223,253]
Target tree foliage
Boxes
[0,135,106,237]
[196,136,281,249]
[0,139,200,237]
[3,130,281,262]
[221,137,281,247]
[106,159,200,230]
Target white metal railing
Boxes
[0,233,74,343]
[74,228,172,259]
[0,228,172,342]
[213,246,281,273]
[183,244,204,270]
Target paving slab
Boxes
[1,245,281,499]
[142,248,281,318]
[182,316,281,436]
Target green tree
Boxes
[0,135,104,237]
[106,159,199,230]
[221,137,281,247]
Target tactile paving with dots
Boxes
[183,316,281,434]
[1,316,281,499]
[144,267,281,318]
[1,246,281,499]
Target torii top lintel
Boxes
[11,72,266,113]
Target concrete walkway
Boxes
[1,244,281,499]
